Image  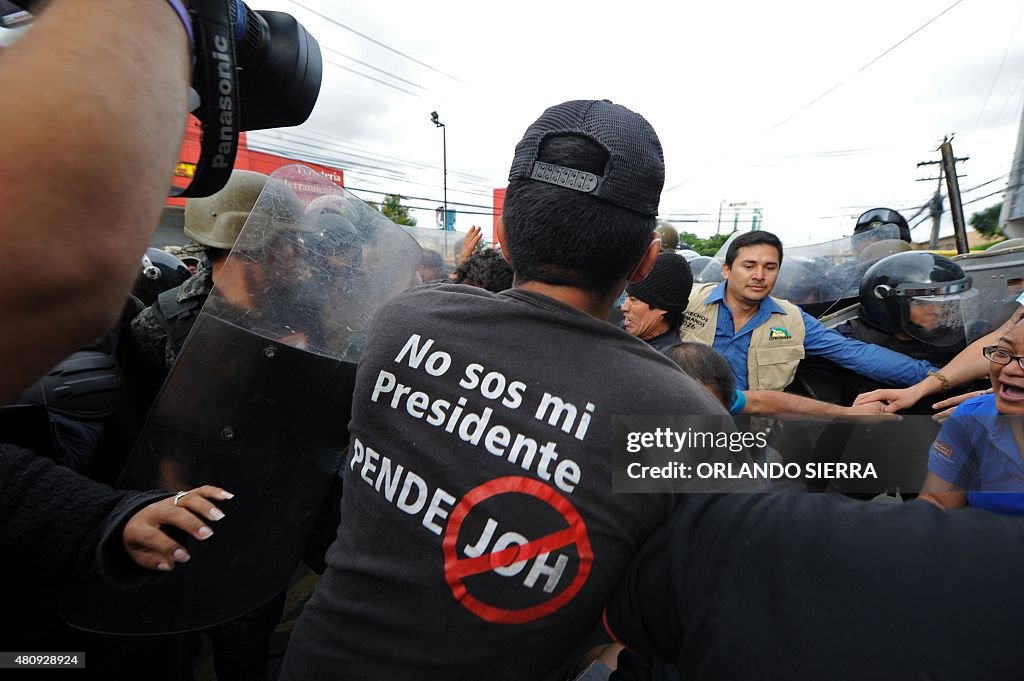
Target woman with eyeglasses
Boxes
[919,317,1024,513]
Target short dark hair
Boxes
[453,248,513,293]
[724,230,784,268]
[666,342,735,409]
[418,248,449,282]
[664,309,683,332]
[421,249,444,271]
[501,135,654,294]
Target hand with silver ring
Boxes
[123,485,235,573]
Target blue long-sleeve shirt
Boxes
[706,281,935,390]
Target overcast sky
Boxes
[8,0,1020,245]
[241,0,1024,245]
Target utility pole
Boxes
[940,137,969,254]
[916,160,944,249]
[917,136,968,252]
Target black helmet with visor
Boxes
[858,251,974,347]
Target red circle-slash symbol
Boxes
[442,476,593,624]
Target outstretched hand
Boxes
[843,401,903,422]
[853,386,923,414]
[123,486,234,572]
[932,388,992,424]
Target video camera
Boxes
[0,0,322,197]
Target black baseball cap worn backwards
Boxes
[508,99,665,218]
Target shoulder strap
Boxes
[151,287,205,355]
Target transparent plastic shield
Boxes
[779,225,903,304]
[696,226,902,309]
[957,246,1024,343]
[211,167,423,363]
[691,255,725,283]
[63,165,422,634]
[898,289,977,347]
[401,226,460,282]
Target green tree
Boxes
[679,231,730,256]
[373,194,417,226]
[969,202,1003,239]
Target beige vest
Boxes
[680,283,807,390]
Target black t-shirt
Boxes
[605,493,1024,680]
[282,284,723,681]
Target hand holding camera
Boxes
[2,0,322,197]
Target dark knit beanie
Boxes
[625,252,693,314]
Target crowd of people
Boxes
[5,3,1024,681]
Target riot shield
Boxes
[776,224,904,309]
[694,226,903,318]
[691,255,725,284]
[956,243,1024,342]
[402,225,460,281]
[63,165,422,634]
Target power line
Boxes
[992,69,1024,125]
[249,134,496,197]
[400,204,495,217]
[910,213,931,230]
[250,130,498,191]
[763,0,966,136]
[322,46,427,91]
[962,172,1009,194]
[256,127,494,185]
[962,179,1023,207]
[284,0,466,84]
[342,184,495,211]
[973,1,1024,131]
[817,165,1023,224]
[251,139,496,201]
[324,59,419,97]
[819,200,932,220]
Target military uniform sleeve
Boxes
[130,306,174,373]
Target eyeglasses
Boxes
[983,346,1024,370]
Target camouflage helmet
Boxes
[184,170,269,249]
[655,220,680,251]
[169,240,209,259]
[163,239,210,271]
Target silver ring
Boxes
[173,490,190,506]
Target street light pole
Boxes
[430,111,448,234]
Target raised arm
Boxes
[0,0,190,403]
